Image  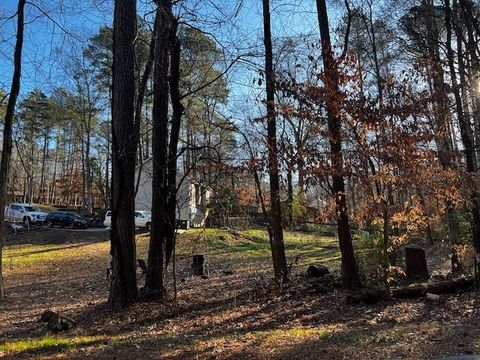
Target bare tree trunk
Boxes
[109,0,138,308]
[85,121,93,213]
[361,1,383,103]
[39,133,48,203]
[27,143,34,203]
[146,1,172,298]
[287,166,293,227]
[80,125,86,209]
[0,0,25,299]
[445,0,480,258]
[445,0,480,254]
[422,0,461,270]
[458,0,480,71]
[106,88,112,208]
[262,0,288,283]
[241,130,275,261]
[134,14,156,154]
[316,0,360,289]
[133,8,156,208]
[166,16,183,268]
[50,142,58,204]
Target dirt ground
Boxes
[0,227,479,359]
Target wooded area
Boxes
[1,0,480,358]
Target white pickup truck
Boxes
[4,203,48,225]
[103,210,151,230]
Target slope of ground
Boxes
[0,227,478,359]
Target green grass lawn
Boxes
[174,227,341,270]
[3,227,339,273]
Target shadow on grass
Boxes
[5,228,108,247]
[6,243,94,258]
[8,277,477,360]
[50,315,396,360]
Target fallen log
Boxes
[346,289,387,304]
[391,277,475,299]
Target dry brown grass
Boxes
[1,227,479,359]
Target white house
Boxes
[135,158,211,228]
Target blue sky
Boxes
[0,0,345,117]
[0,0,112,93]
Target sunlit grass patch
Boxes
[327,322,441,346]
[0,331,200,357]
[4,226,339,276]
[0,335,108,355]
[172,227,340,270]
[259,327,334,341]
[190,326,336,354]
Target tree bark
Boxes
[86,119,93,213]
[316,0,360,290]
[49,140,58,204]
[145,1,172,298]
[109,0,138,308]
[262,0,288,283]
[106,88,112,208]
[166,16,184,268]
[0,0,25,299]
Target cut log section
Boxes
[192,255,204,276]
[405,247,429,281]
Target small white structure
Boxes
[135,158,211,228]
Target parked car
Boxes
[45,211,89,229]
[4,203,47,225]
[103,210,151,230]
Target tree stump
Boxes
[307,264,330,278]
[40,309,76,332]
[192,255,204,276]
[405,247,429,281]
